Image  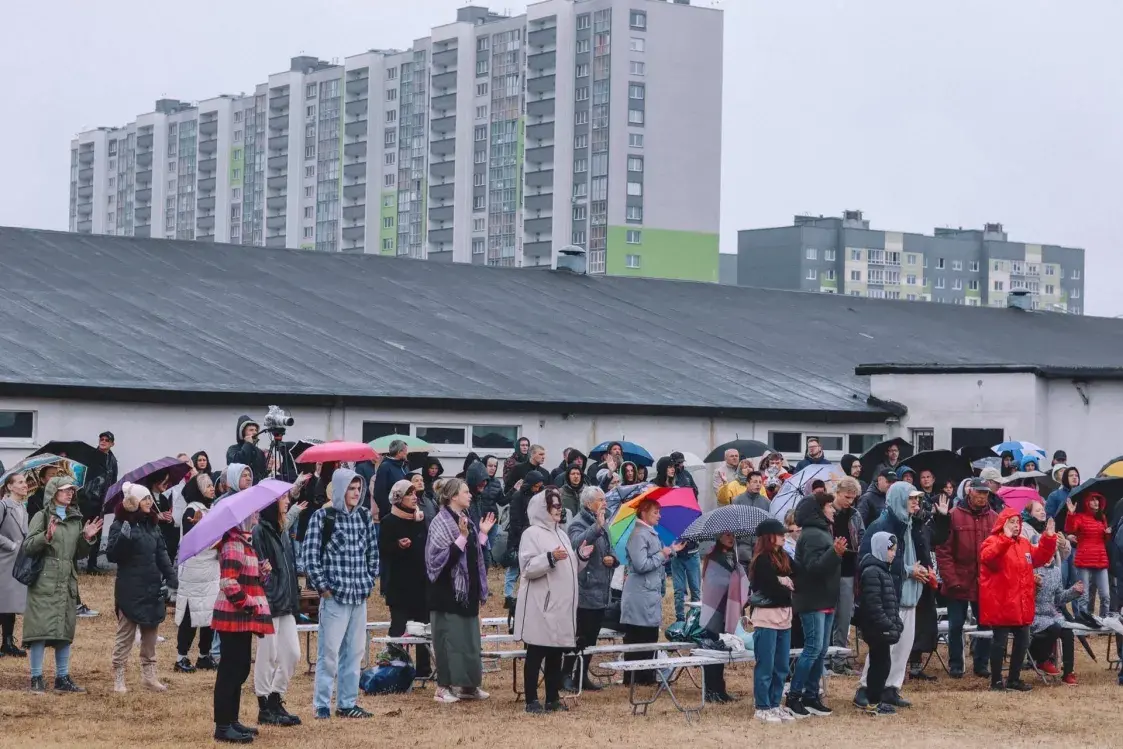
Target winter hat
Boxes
[390,479,414,506]
[979,467,1002,483]
[1051,464,1069,481]
[121,481,152,512]
[871,531,897,563]
[756,517,786,537]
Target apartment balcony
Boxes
[76,184,93,199]
[198,137,218,155]
[135,188,152,204]
[345,98,368,117]
[528,24,557,47]
[344,140,367,159]
[134,205,151,222]
[524,193,552,212]
[75,200,93,216]
[269,134,289,150]
[428,205,454,223]
[524,217,553,235]
[524,240,552,259]
[345,76,369,96]
[342,225,365,242]
[199,119,219,137]
[342,204,365,221]
[428,227,453,245]
[266,214,287,230]
[267,194,287,210]
[133,225,151,238]
[136,132,154,149]
[196,234,215,242]
[197,214,216,231]
[78,166,93,182]
[136,150,154,168]
[526,122,555,142]
[527,74,556,95]
[430,136,456,157]
[430,92,457,112]
[269,114,289,132]
[527,50,556,70]
[526,98,555,118]
[525,145,554,165]
[344,119,368,138]
[198,177,217,192]
[432,47,458,68]
[430,70,457,90]
[343,161,365,179]
[197,195,215,211]
[78,149,95,165]
[265,235,287,248]
[343,181,366,200]
[431,114,457,135]
[430,159,455,180]
[268,154,288,170]
[198,157,217,174]
[269,92,290,112]
[135,169,152,186]
[429,182,455,201]
[76,219,92,233]
[267,174,288,190]
[525,169,554,188]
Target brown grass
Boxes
[0,570,1118,748]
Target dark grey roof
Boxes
[3,227,1122,420]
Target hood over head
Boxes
[461,452,481,475]
[896,465,916,482]
[182,472,213,508]
[619,461,639,483]
[1018,454,1041,472]
[224,463,250,495]
[566,448,588,467]
[794,494,828,530]
[331,468,362,513]
[44,476,79,511]
[465,461,489,493]
[991,506,1022,536]
[871,531,896,563]
[524,469,547,492]
[840,454,858,476]
[235,414,259,444]
[653,456,674,487]
[424,456,445,480]
[565,463,585,488]
[527,490,556,530]
[192,451,210,471]
[886,481,916,523]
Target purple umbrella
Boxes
[103,457,194,512]
[177,479,293,565]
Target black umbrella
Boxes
[957,445,999,463]
[704,439,771,464]
[859,438,914,484]
[289,438,324,462]
[1069,477,1123,514]
[680,504,770,542]
[30,440,102,471]
[900,450,973,488]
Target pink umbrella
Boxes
[294,440,379,465]
[177,479,292,564]
[998,486,1040,514]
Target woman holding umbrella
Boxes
[697,530,748,706]
[1065,492,1112,619]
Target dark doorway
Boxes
[951,428,1004,452]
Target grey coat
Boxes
[0,498,29,614]
[620,521,666,628]
[567,507,618,610]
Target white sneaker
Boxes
[457,686,489,701]
[755,708,782,724]
[434,687,460,704]
[776,707,797,722]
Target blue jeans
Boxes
[293,538,304,574]
[314,597,367,711]
[485,524,498,567]
[29,642,71,678]
[946,598,988,673]
[670,554,701,622]
[1063,554,1079,610]
[505,564,520,599]
[1077,567,1111,617]
[790,611,833,700]
[212,632,221,660]
[752,626,791,709]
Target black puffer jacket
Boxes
[251,503,300,617]
[858,554,903,644]
[226,414,268,484]
[105,507,178,627]
[504,470,546,564]
[792,498,842,614]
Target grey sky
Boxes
[3,1,1119,314]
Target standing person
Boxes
[378,479,431,679]
[192,451,211,475]
[652,457,700,623]
[857,470,895,529]
[670,452,699,499]
[979,509,1057,691]
[857,532,904,716]
[21,476,103,693]
[795,438,832,472]
[373,440,410,522]
[559,463,586,522]
[747,518,795,722]
[620,499,683,684]
[251,485,307,728]
[1065,492,1112,619]
[0,472,30,656]
[175,472,220,673]
[507,444,550,493]
[698,531,747,706]
[931,478,997,678]
[422,457,445,503]
[106,483,178,693]
[840,455,865,490]
[711,449,741,503]
[733,472,770,512]
[211,512,275,744]
[786,492,845,718]
[828,477,864,676]
[514,487,593,714]
[475,457,504,564]
[563,486,617,692]
[853,483,932,709]
[505,437,531,477]
[874,443,903,478]
[26,465,59,524]
[226,415,268,485]
[303,469,379,720]
[1046,467,1080,518]
[503,470,547,611]
[425,478,496,704]
[81,430,118,575]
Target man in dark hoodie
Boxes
[226,415,268,485]
[858,469,896,528]
[552,449,588,487]
[504,437,531,477]
[372,441,410,521]
[794,438,832,472]
[463,460,497,564]
[503,469,546,610]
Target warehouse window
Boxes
[0,410,35,442]
[472,426,519,450]
[768,431,803,454]
[361,421,409,443]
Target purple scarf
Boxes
[425,506,489,606]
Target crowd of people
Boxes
[2,420,1122,741]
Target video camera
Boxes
[263,405,295,437]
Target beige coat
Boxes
[513,493,588,648]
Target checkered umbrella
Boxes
[680,504,770,542]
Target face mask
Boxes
[55,505,67,520]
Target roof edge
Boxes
[856,363,1123,380]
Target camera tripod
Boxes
[265,430,297,483]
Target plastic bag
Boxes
[360,664,416,694]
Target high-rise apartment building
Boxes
[69,0,722,280]
[735,211,1087,314]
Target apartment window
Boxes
[476,60,489,75]
[305,186,314,198]
[952,260,962,271]
[573,205,587,221]
[305,166,315,178]
[630,10,647,29]
[167,161,177,173]
[805,248,818,260]
[626,230,642,244]
[386,68,397,80]
[385,110,396,123]
[591,177,608,200]
[385,129,397,147]
[234,111,243,123]
[850,249,862,261]
[305,145,315,159]
[231,205,242,220]
[472,238,485,254]
[906,274,916,285]
[474,150,487,164]
[626,205,643,222]
[577,13,591,30]
[384,174,395,187]
[573,183,588,198]
[627,181,642,196]
[575,86,590,102]
[575,134,588,149]
[1045,265,1055,276]
[386,89,398,102]
[1072,269,1081,280]
[473,217,486,231]
[306,105,315,118]
[477,36,489,52]
[167,179,176,191]
[572,230,586,245]
[476,83,488,97]
[953,278,963,290]
[232,187,241,200]
[303,227,314,239]
[476,105,488,120]
[574,158,588,173]
[923,257,928,268]
[382,216,394,229]
[232,168,241,180]
[576,64,589,78]
[305,124,316,138]
[575,111,589,126]
[577,39,590,54]
[385,152,396,165]
[629,133,644,148]
[630,61,646,76]
[935,278,945,289]
[234,129,243,142]
[994,280,1004,291]
[806,269,818,280]
[936,258,945,269]
[624,254,641,269]
[303,207,313,219]
[474,126,487,141]
[627,156,643,172]
[1045,284,1054,295]
[474,172,486,186]
[628,109,644,125]
[630,37,646,52]
[629,84,645,100]
[302,83,315,99]
[382,238,394,251]
[1073,288,1081,299]
[473,195,486,210]
[969,260,980,272]
[905,253,916,265]
[823,269,835,281]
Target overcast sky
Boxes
[4,1,1120,314]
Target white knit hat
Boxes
[120,481,152,512]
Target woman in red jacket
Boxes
[1064,493,1111,618]
[979,508,1057,692]
[212,514,275,744]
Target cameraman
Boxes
[226,415,268,485]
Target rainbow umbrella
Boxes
[607,486,701,563]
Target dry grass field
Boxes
[0,569,1119,748]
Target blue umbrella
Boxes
[588,440,654,467]
[992,440,1046,465]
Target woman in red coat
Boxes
[979,508,1057,692]
[1064,493,1111,617]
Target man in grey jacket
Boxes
[562,486,618,692]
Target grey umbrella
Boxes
[680,504,770,542]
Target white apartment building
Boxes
[69,0,723,280]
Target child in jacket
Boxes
[858,532,903,716]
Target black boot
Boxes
[231,721,258,736]
[257,696,285,726]
[1,636,27,657]
[269,693,301,726]
[214,725,253,744]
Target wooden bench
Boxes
[598,655,720,722]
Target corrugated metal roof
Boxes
[1,227,1121,418]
